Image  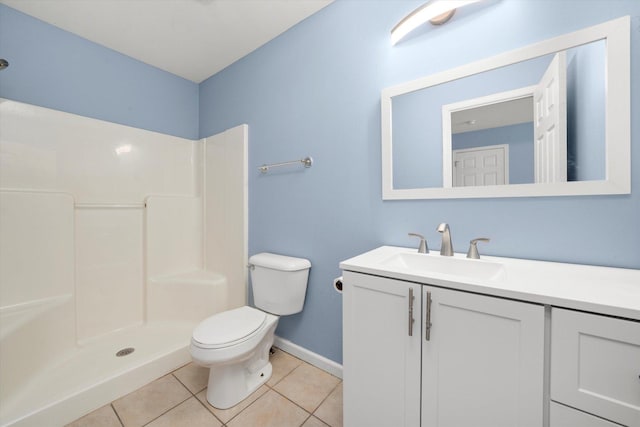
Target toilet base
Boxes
[202,320,277,409]
[206,360,272,409]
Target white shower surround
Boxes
[0,99,247,426]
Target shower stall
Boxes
[0,99,247,426]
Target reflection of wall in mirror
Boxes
[392,87,444,189]
[566,40,605,182]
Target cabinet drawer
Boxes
[551,308,640,427]
[550,402,621,427]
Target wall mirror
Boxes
[381,16,630,199]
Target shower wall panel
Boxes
[0,191,76,406]
[0,191,74,306]
[204,124,248,309]
[146,196,203,278]
[75,208,144,342]
[0,98,196,203]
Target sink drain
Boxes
[116,347,135,357]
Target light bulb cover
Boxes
[391,0,481,45]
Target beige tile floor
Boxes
[67,348,342,427]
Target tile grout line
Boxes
[139,392,192,427]
[217,385,273,426]
[269,355,342,426]
[129,373,192,427]
[191,391,227,426]
[265,348,304,388]
[110,403,125,427]
[271,359,342,426]
[171,371,206,397]
[270,360,315,415]
[169,370,228,426]
[310,381,342,427]
[270,383,340,427]
[299,413,314,427]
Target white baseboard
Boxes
[273,336,343,379]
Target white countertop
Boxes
[340,246,640,321]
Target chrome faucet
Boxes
[408,233,428,253]
[436,223,454,256]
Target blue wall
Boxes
[199,0,640,364]
[1,1,638,366]
[0,4,199,139]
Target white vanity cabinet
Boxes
[343,271,546,427]
[341,246,640,427]
[550,308,640,427]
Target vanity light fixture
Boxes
[391,0,482,45]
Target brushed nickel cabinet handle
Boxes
[425,291,432,341]
[408,288,415,336]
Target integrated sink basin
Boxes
[380,252,506,282]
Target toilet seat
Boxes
[192,306,266,349]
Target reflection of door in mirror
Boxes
[453,144,509,186]
[534,51,567,183]
[449,90,535,187]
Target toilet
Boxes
[189,252,311,409]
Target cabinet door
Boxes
[550,402,621,427]
[422,287,545,427]
[551,308,640,427]
[343,272,421,427]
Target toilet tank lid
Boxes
[249,252,311,271]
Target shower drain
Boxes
[115,347,135,357]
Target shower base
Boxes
[1,321,196,427]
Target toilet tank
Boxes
[248,253,311,315]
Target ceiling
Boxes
[452,97,533,134]
[1,0,333,83]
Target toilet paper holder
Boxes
[333,276,343,293]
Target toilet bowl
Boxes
[190,306,279,409]
[190,252,311,409]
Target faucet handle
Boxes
[467,238,490,259]
[408,233,429,254]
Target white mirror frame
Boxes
[381,16,630,200]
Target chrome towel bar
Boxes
[258,156,313,174]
